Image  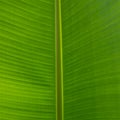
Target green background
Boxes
[0,0,120,120]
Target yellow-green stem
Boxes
[55,0,64,120]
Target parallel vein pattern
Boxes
[62,0,120,120]
[0,0,55,120]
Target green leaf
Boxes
[1,0,120,120]
[62,0,120,120]
[0,0,56,120]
